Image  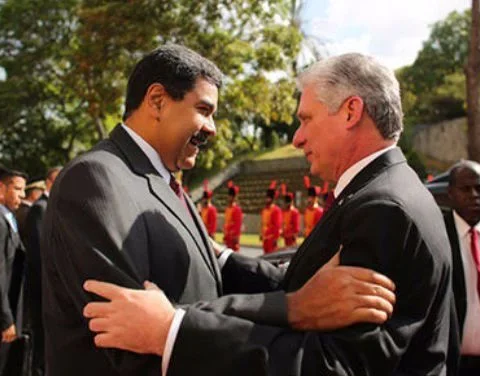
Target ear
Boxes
[145,83,167,115]
[342,96,364,130]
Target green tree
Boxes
[0,0,302,178]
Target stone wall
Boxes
[412,117,467,164]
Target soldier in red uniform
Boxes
[303,176,324,238]
[200,180,217,238]
[223,181,243,251]
[260,181,282,254]
[281,184,300,248]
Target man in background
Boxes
[0,168,26,373]
[260,181,282,253]
[281,184,299,248]
[445,160,480,375]
[302,176,323,237]
[200,180,217,239]
[24,166,61,376]
[223,181,242,251]
[16,180,45,242]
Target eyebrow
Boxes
[197,100,216,113]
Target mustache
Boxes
[190,130,211,147]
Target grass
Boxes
[213,232,305,248]
[254,144,304,161]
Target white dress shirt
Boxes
[121,124,185,375]
[334,145,396,199]
[453,211,480,355]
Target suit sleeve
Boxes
[42,161,161,375]
[168,201,451,376]
[0,220,13,330]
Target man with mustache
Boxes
[445,160,480,375]
[42,45,396,376]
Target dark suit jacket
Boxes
[169,148,456,376]
[444,211,467,337]
[41,125,283,376]
[0,206,23,331]
[24,193,48,372]
[15,202,31,243]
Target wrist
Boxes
[286,291,303,329]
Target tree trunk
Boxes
[466,0,480,161]
[94,116,108,140]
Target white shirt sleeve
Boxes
[161,308,186,376]
[217,248,234,269]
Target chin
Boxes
[178,157,196,170]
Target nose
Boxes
[203,117,216,137]
[293,125,305,149]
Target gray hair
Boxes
[297,53,403,141]
[448,160,480,187]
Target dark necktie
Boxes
[169,174,191,215]
[324,191,335,212]
[169,175,182,199]
[469,227,480,298]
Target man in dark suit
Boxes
[84,53,456,375]
[445,160,480,375]
[15,180,45,242]
[23,167,61,376]
[42,45,396,376]
[0,168,26,373]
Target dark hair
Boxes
[0,168,28,184]
[448,160,480,187]
[123,44,223,121]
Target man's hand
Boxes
[287,266,396,330]
[2,324,16,343]
[83,280,175,356]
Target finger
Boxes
[93,332,115,349]
[339,266,396,291]
[83,280,126,300]
[354,281,396,305]
[351,307,389,325]
[354,295,394,317]
[83,301,114,318]
[144,281,160,291]
[88,318,110,333]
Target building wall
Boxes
[412,117,467,164]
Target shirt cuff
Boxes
[217,248,234,269]
[161,308,186,376]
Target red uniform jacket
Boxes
[303,205,324,237]
[261,204,282,253]
[223,204,243,251]
[201,204,217,238]
[283,207,300,246]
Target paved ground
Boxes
[238,246,263,258]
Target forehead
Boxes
[187,78,218,105]
[297,86,326,115]
[454,167,480,185]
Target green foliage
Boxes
[397,9,469,126]
[0,0,302,177]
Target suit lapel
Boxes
[284,148,407,288]
[108,125,220,282]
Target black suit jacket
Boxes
[444,211,467,336]
[41,125,283,376]
[41,125,222,375]
[170,148,456,376]
[0,207,23,331]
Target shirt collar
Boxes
[334,145,396,198]
[121,123,171,184]
[453,210,480,237]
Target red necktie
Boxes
[469,227,480,298]
[324,191,335,212]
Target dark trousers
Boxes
[459,355,480,376]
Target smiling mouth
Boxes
[189,131,209,147]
